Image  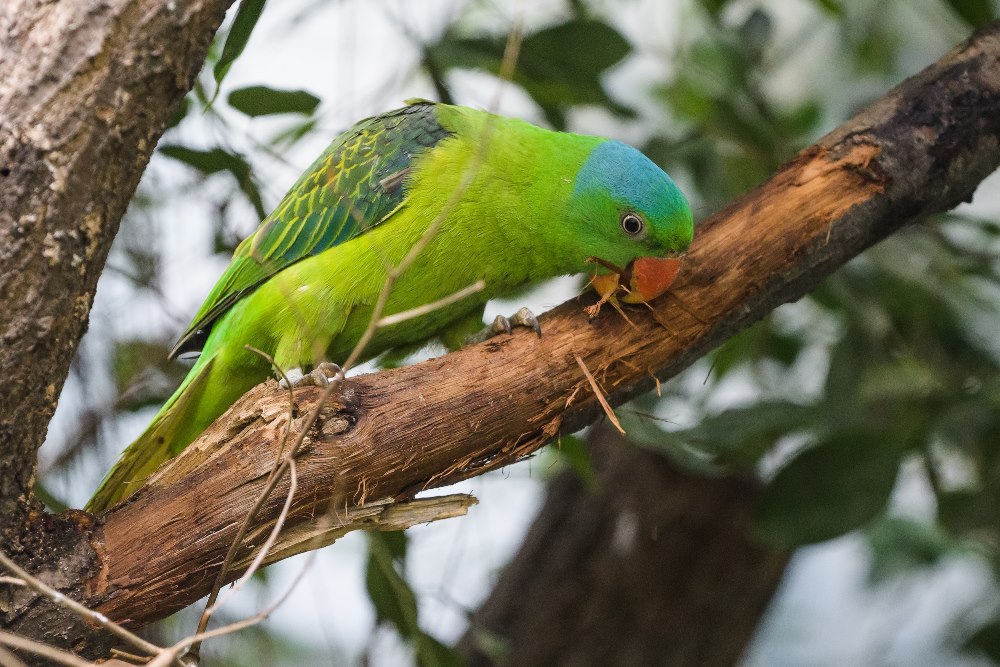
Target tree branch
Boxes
[72,22,1000,632]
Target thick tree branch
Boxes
[74,23,1000,631]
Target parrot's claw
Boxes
[279,368,305,388]
[279,362,343,389]
[490,314,512,336]
[468,307,542,344]
[310,362,344,386]
[509,307,542,337]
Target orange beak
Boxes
[590,256,683,304]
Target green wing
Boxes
[170,102,451,358]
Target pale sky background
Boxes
[39,0,1000,664]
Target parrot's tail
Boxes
[85,353,219,514]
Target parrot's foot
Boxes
[585,293,615,319]
[467,307,541,344]
[279,362,343,389]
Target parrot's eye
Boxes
[620,212,645,237]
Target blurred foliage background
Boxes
[36,0,1000,664]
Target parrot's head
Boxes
[567,139,694,304]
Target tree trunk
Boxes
[0,0,232,658]
[458,426,789,667]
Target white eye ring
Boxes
[620,212,644,237]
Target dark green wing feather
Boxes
[170,102,451,358]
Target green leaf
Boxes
[228,86,320,117]
[938,489,1000,535]
[945,0,996,27]
[551,435,598,489]
[33,482,67,513]
[111,339,186,411]
[112,339,168,390]
[213,0,268,89]
[738,9,773,62]
[822,324,871,412]
[366,532,418,637]
[518,19,630,83]
[707,320,804,380]
[270,117,319,147]
[853,26,900,76]
[415,634,461,667]
[158,144,239,174]
[965,619,1000,661]
[754,431,903,546]
[631,400,818,469]
[425,35,500,75]
[857,357,941,404]
[810,0,844,15]
[378,529,408,561]
[698,0,732,18]
[365,532,460,667]
[158,145,266,219]
[426,19,634,129]
[165,96,191,130]
[782,100,822,138]
[663,76,717,124]
[865,516,958,583]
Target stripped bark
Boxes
[75,22,1000,631]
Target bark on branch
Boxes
[78,23,1000,631]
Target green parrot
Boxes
[86,101,693,513]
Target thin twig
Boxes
[607,296,638,329]
[340,132,495,371]
[922,442,943,499]
[206,458,298,617]
[204,15,524,653]
[584,256,627,274]
[150,533,315,667]
[624,409,678,425]
[661,290,707,325]
[574,354,625,435]
[109,648,151,664]
[0,643,30,667]
[191,351,314,649]
[341,19,522,374]
[195,349,354,643]
[0,630,94,667]
[377,280,485,328]
[244,345,297,461]
[0,551,161,659]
